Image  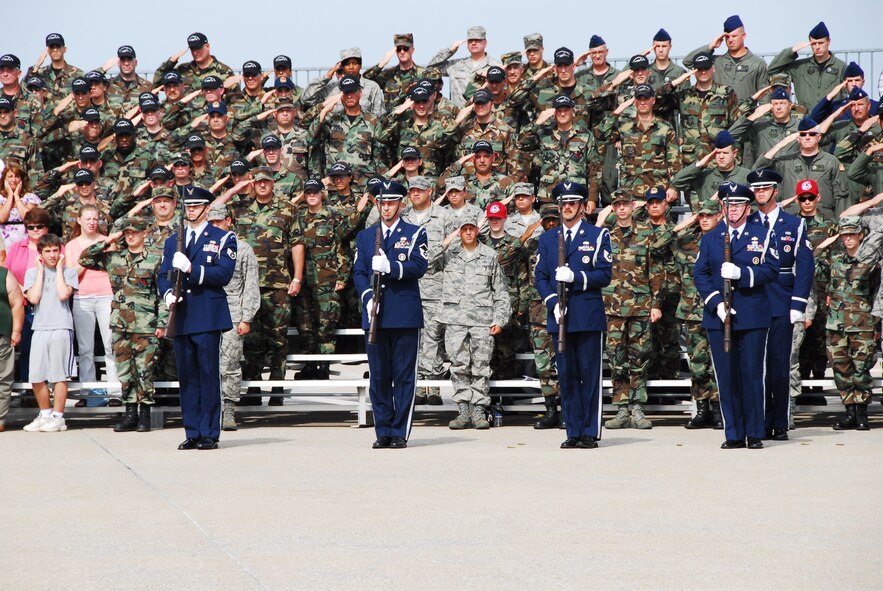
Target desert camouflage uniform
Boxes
[220,239,260,403]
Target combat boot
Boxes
[113,403,139,432]
[472,405,490,429]
[426,387,443,405]
[630,403,653,429]
[833,405,857,430]
[314,362,330,380]
[414,387,428,406]
[136,404,152,432]
[448,402,472,429]
[789,397,796,430]
[710,400,724,429]
[295,362,316,380]
[685,399,711,429]
[605,405,631,429]
[856,403,870,431]
[222,402,237,431]
[534,396,559,429]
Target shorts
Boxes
[29,329,75,384]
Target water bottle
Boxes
[493,408,503,428]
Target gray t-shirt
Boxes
[24,266,78,330]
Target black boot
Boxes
[833,404,857,430]
[314,362,330,380]
[114,403,139,432]
[137,404,152,432]
[710,400,724,430]
[856,403,870,431]
[534,397,559,429]
[685,399,712,429]
[296,362,316,380]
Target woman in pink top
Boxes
[0,162,41,247]
[66,204,118,407]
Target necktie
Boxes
[763,215,770,230]
[731,230,739,243]
[186,230,196,256]
[565,229,572,249]
[384,229,391,242]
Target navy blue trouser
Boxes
[708,327,768,442]
[175,331,223,441]
[553,331,604,440]
[764,315,793,431]
[366,328,419,441]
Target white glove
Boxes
[553,303,563,324]
[790,310,805,324]
[172,251,192,273]
[555,266,574,283]
[372,249,391,274]
[164,292,182,309]
[366,298,379,322]
[716,303,736,323]
[720,262,741,280]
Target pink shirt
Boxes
[65,236,112,297]
[5,239,38,286]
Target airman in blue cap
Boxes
[769,21,847,108]
[648,28,688,90]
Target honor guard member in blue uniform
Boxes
[535,182,612,449]
[353,180,428,449]
[695,182,780,449]
[158,187,237,451]
[747,168,814,440]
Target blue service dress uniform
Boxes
[158,224,237,442]
[352,219,428,442]
[535,221,612,440]
[694,221,780,443]
[746,209,814,432]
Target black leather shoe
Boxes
[747,437,764,449]
[762,428,774,440]
[578,436,598,449]
[560,437,579,449]
[389,436,407,449]
[372,437,391,449]
[177,438,199,450]
[196,437,219,450]
[721,439,746,449]
[771,429,788,441]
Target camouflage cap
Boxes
[394,33,414,48]
[423,68,442,82]
[838,216,863,234]
[501,51,523,66]
[444,176,466,193]
[467,26,487,40]
[151,186,177,200]
[523,33,543,50]
[206,202,230,221]
[697,199,722,215]
[339,47,362,62]
[121,215,151,231]
[610,189,633,204]
[252,166,275,182]
[170,151,191,165]
[511,182,535,197]
[458,210,481,229]
[539,203,559,219]
[275,96,296,109]
[408,176,433,191]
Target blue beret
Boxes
[770,87,791,101]
[747,168,783,187]
[182,186,213,205]
[644,186,666,202]
[376,180,407,201]
[718,182,754,203]
[551,181,588,202]
[808,21,829,39]
[848,87,869,101]
[589,35,605,49]
[798,117,819,132]
[844,61,864,79]
[653,29,671,42]
[723,15,743,33]
[714,130,735,149]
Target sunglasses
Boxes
[26,224,47,230]
[798,132,819,137]
[75,181,93,187]
[396,46,411,52]
[797,195,817,202]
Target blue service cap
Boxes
[589,35,605,49]
[798,117,819,132]
[339,75,360,94]
[770,87,791,101]
[848,87,869,101]
[182,185,213,205]
[723,15,743,33]
[553,47,574,66]
[376,179,407,201]
[714,130,735,149]
[552,181,588,202]
[809,22,829,40]
[207,101,227,116]
[843,62,864,79]
[274,76,294,90]
[747,168,783,188]
[645,186,666,202]
[653,29,671,42]
[718,181,754,203]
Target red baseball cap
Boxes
[485,201,507,219]
[796,179,818,197]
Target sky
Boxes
[4,0,882,98]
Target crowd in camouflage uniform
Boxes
[0,15,881,433]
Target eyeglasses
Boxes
[26,224,47,230]
[798,132,819,137]
[396,46,411,53]
[797,195,817,202]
